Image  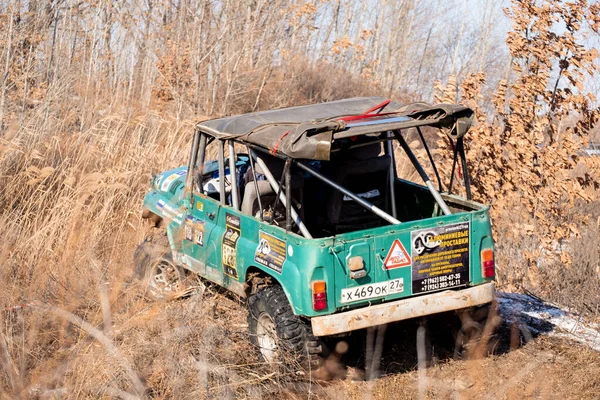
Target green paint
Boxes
[142,166,494,319]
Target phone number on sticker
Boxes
[420,273,463,292]
[341,278,404,303]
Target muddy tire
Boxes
[453,302,496,358]
[133,230,186,301]
[247,285,324,372]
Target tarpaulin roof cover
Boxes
[196,97,473,160]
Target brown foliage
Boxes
[1,0,600,397]
[435,0,600,291]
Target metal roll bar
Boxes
[392,130,452,216]
[228,140,240,210]
[246,145,264,221]
[217,140,226,205]
[250,150,312,239]
[386,131,398,219]
[293,160,402,225]
[186,129,201,207]
[199,128,455,238]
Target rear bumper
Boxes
[311,282,495,336]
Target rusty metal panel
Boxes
[311,283,495,336]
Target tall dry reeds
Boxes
[0,112,192,397]
[1,108,336,397]
[1,0,599,397]
[1,112,191,301]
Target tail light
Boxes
[481,249,495,278]
[312,280,327,311]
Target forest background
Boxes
[1,0,599,398]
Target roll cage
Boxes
[186,100,474,239]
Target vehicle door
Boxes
[181,193,221,283]
[333,231,409,308]
[334,216,472,308]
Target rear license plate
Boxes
[340,278,404,303]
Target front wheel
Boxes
[247,285,324,372]
[133,230,186,301]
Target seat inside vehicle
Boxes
[241,153,304,225]
[201,155,250,204]
[325,143,391,234]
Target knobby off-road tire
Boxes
[133,229,186,301]
[453,303,495,358]
[247,285,325,372]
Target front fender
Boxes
[143,190,185,223]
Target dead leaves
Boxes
[433,0,600,288]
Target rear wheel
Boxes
[255,312,278,363]
[454,303,496,358]
[247,285,325,372]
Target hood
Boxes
[152,166,187,196]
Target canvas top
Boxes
[196,97,473,160]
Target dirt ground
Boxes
[208,286,600,400]
[323,337,600,399]
[98,284,600,400]
[3,263,600,399]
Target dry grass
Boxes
[0,112,191,397]
[1,112,189,306]
[532,201,600,320]
[0,79,599,400]
[2,109,600,398]
[491,194,600,322]
[0,110,332,398]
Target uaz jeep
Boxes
[135,97,496,370]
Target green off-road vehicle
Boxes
[135,97,495,371]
